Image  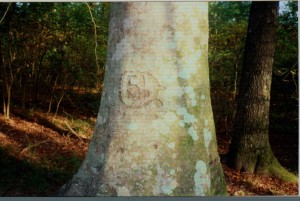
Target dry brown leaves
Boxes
[0,114,90,168]
[217,132,299,196]
[223,163,298,196]
[0,114,298,196]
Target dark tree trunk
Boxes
[227,1,297,182]
[0,51,3,114]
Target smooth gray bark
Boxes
[58,2,227,196]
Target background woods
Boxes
[0,2,298,196]
[0,2,110,119]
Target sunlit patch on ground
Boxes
[0,112,298,196]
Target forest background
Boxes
[0,1,298,196]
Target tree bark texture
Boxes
[58,2,227,196]
[227,1,297,182]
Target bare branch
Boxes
[0,3,12,24]
[86,3,100,75]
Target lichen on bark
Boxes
[58,2,227,196]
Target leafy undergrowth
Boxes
[0,111,298,196]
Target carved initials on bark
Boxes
[120,71,165,107]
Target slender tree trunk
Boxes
[5,85,11,119]
[21,76,27,110]
[0,47,4,115]
[58,2,226,196]
[35,55,44,104]
[0,83,3,115]
[227,1,298,182]
[3,33,14,119]
[2,59,13,119]
[0,3,15,118]
[53,86,65,121]
[47,74,58,114]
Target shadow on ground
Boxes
[0,146,72,196]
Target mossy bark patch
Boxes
[58,2,227,196]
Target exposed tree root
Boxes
[267,158,298,183]
[20,139,50,155]
[227,150,298,183]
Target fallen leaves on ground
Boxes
[217,132,299,196]
[0,114,90,174]
[0,113,298,196]
[222,163,298,195]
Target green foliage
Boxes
[269,2,298,151]
[209,1,250,34]
[209,2,250,94]
[209,2,298,137]
[273,1,298,101]
[208,2,250,132]
[0,2,110,114]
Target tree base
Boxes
[227,149,298,183]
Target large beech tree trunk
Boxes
[227,1,298,182]
[58,2,227,196]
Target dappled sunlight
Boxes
[1,111,297,196]
[0,131,23,154]
[0,114,90,170]
[0,1,298,196]
[0,112,92,195]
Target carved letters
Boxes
[120,71,165,107]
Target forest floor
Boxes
[0,109,298,196]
